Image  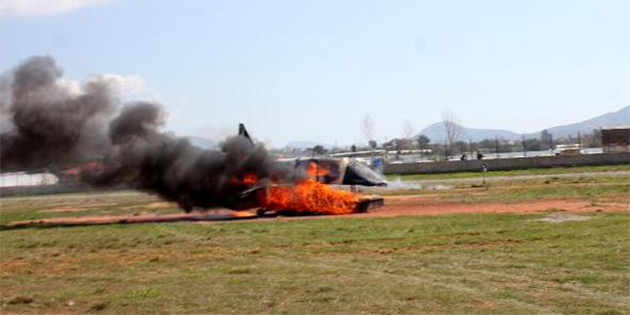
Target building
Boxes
[602,126,630,153]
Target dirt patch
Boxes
[121,202,174,210]
[8,196,629,228]
[41,203,116,213]
[536,213,592,223]
[365,195,629,217]
[5,210,258,228]
[41,205,87,213]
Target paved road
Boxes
[402,171,630,186]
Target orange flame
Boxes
[307,162,330,178]
[242,173,258,185]
[231,173,258,186]
[259,179,358,214]
[232,210,256,218]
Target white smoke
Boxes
[0,0,114,18]
[86,74,152,101]
[0,71,151,135]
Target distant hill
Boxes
[419,105,630,142]
[419,122,520,142]
[285,141,332,149]
[525,105,630,138]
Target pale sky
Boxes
[1,0,629,147]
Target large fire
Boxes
[307,161,330,178]
[259,179,359,215]
[232,162,361,215]
[231,173,259,186]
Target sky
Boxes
[1,0,629,147]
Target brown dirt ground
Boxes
[40,203,116,213]
[120,202,173,210]
[363,195,629,217]
[8,195,629,228]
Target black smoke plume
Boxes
[1,56,116,171]
[0,56,285,211]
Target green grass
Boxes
[387,164,630,181]
[379,175,630,202]
[1,193,629,314]
[0,191,181,225]
[440,183,630,204]
[1,176,629,314]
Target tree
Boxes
[415,135,431,159]
[442,110,461,151]
[588,128,602,148]
[368,140,378,150]
[402,120,414,139]
[523,138,542,151]
[454,140,469,155]
[399,138,414,150]
[311,145,327,156]
[416,135,430,147]
[478,139,495,149]
[362,114,376,144]
[540,129,553,150]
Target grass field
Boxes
[379,173,629,201]
[1,170,629,314]
[386,164,630,181]
[0,191,181,226]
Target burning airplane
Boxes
[0,55,386,216]
[218,124,387,215]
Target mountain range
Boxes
[419,105,629,142]
[284,141,332,149]
[187,106,629,149]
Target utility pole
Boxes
[522,134,526,157]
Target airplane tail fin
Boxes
[238,123,254,145]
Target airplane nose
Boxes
[342,160,388,187]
